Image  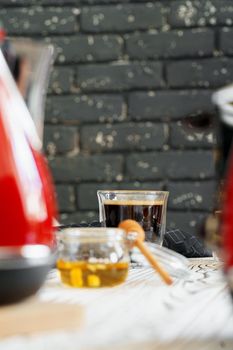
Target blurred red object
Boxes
[0,50,57,248]
[212,86,233,290]
[222,158,233,271]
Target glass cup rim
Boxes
[97,190,169,195]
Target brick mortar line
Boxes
[49,148,216,155]
[44,119,215,126]
[57,87,217,94]
[46,87,216,93]
[6,28,226,37]
[4,30,223,38]
[50,54,218,67]
[7,28,220,38]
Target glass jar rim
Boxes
[57,227,126,243]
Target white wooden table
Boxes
[0,258,233,350]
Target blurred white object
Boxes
[0,49,41,150]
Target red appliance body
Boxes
[222,156,233,285]
[0,51,57,248]
[212,86,233,291]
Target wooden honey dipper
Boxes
[118,220,173,285]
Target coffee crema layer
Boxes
[103,200,164,206]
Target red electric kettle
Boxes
[0,45,57,304]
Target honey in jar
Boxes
[57,260,129,288]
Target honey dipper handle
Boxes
[136,239,173,285]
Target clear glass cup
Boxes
[97,190,169,245]
[56,227,129,288]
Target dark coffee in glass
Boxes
[97,191,169,245]
[103,200,163,242]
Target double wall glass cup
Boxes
[97,190,169,245]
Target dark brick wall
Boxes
[2,0,227,234]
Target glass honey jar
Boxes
[56,227,129,288]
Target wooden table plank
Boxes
[0,301,83,338]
